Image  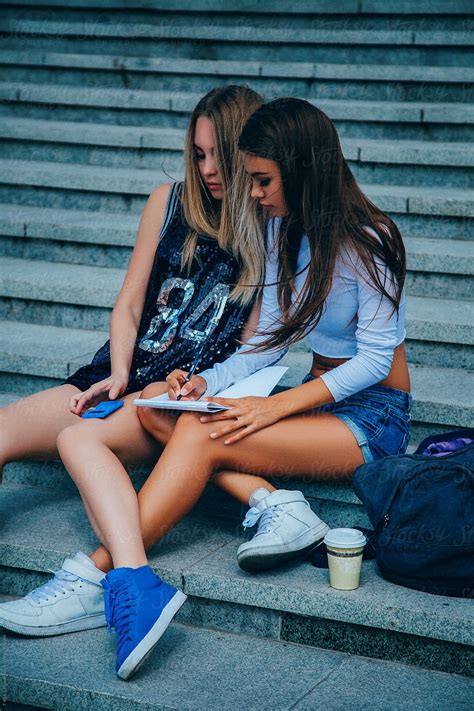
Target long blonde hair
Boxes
[181,85,265,305]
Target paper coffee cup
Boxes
[324,528,367,590]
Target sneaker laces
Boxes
[102,576,138,655]
[112,585,137,656]
[102,579,116,631]
[242,504,285,536]
[26,569,80,604]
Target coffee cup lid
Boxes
[324,528,367,549]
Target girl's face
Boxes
[244,153,288,217]
[194,116,223,200]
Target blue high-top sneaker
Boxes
[101,565,187,680]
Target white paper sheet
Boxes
[133,366,288,413]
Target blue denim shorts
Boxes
[302,373,413,463]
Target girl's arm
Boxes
[205,253,403,444]
[70,184,171,414]
[109,183,171,377]
[197,221,288,396]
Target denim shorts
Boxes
[302,373,413,463]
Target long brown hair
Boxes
[238,97,406,349]
[182,85,265,305]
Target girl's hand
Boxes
[166,370,208,400]
[200,396,285,445]
[70,373,128,416]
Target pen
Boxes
[176,339,208,401]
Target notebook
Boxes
[133,366,288,413]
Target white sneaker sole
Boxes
[117,589,187,681]
[237,522,330,572]
[0,613,107,636]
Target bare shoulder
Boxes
[136,182,174,239]
[146,182,173,216]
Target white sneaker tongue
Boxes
[249,488,272,507]
[74,551,97,569]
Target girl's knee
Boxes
[173,412,218,452]
[137,405,170,440]
[137,404,153,432]
[56,421,98,455]
[137,383,168,433]
[174,411,204,434]
[140,382,166,400]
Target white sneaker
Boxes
[0,551,106,636]
[237,488,330,572]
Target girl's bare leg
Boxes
[88,383,276,573]
[125,410,364,552]
[136,383,275,505]
[0,384,81,476]
[0,381,273,572]
[56,390,164,570]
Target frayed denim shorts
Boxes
[302,373,413,463]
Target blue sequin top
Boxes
[65,182,255,395]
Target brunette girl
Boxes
[138,97,411,574]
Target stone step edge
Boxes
[0,323,473,428]
[1,263,472,347]
[1,18,472,46]
[1,50,472,83]
[1,117,473,168]
[3,616,473,711]
[0,484,472,648]
[2,204,474,267]
[1,83,472,125]
[1,159,472,217]
[0,0,472,14]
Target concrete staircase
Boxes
[0,1,473,708]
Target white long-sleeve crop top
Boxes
[199,219,406,402]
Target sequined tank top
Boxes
[65,182,255,395]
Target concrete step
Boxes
[0,483,473,680]
[1,30,472,70]
[0,205,472,277]
[1,82,472,127]
[0,258,472,360]
[0,159,472,226]
[1,119,472,188]
[1,91,471,148]
[405,236,474,272]
[2,50,472,84]
[404,237,474,300]
[0,202,140,248]
[2,606,473,711]
[0,320,472,428]
[0,0,472,15]
[1,204,472,267]
[1,118,473,167]
[3,620,473,711]
[1,83,472,147]
[2,67,472,106]
[1,16,472,49]
[0,320,106,382]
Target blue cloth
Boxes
[200,219,406,401]
[301,373,412,463]
[423,437,473,457]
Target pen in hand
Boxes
[176,340,207,401]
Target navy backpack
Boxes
[352,429,474,598]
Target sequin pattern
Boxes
[65,183,254,395]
